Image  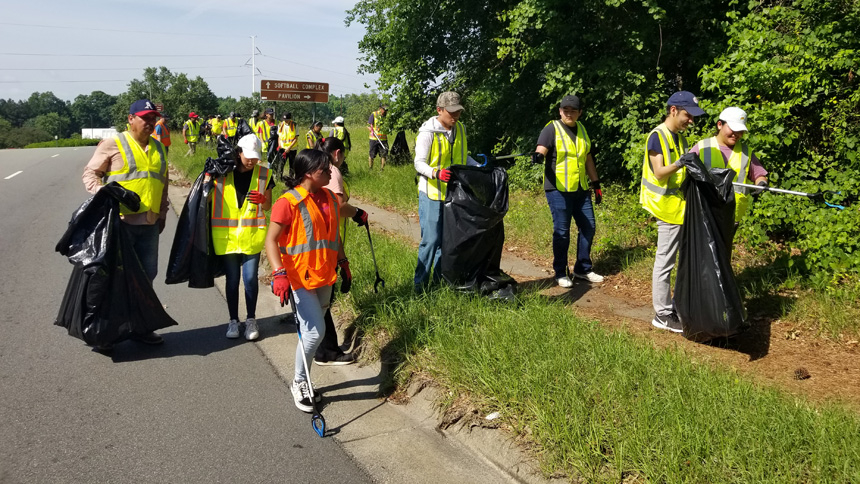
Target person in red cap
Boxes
[182,112,201,156]
[81,99,170,350]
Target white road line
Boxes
[51,154,59,158]
[4,171,23,180]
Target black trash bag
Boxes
[675,153,748,342]
[267,124,279,166]
[440,165,517,296]
[165,155,234,287]
[389,131,411,166]
[55,183,178,346]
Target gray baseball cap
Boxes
[437,91,464,112]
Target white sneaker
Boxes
[555,276,574,288]
[244,318,259,341]
[573,271,604,283]
[290,380,322,412]
[226,320,240,339]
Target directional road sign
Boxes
[260,80,329,103]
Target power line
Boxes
[0,22,205,38]
[0,53,245,58]
[0,75,247,84]
[0,66,243,71]
[259,54,372,81]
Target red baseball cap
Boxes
[189,112,199,118]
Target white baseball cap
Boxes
[719,107,748,132]
[237,134,262,160]
[332,116,344,124]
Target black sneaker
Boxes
[131,332,164,345]
[314,352,356,366]
[651,313,683,333]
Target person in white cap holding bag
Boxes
[690,106,768,237]
[210,133,275,341]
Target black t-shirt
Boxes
[232,168,276,206]
[536,121,589,192]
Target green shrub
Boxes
[24,138,101,148]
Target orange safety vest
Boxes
[277,186,340,290]
[152,119,171,147]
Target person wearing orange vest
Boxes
[151,114,171,157]
[367,105,388,170]
[641,91,705,333]
[265,149,350,413]
[210,134,275,341]
[82,99,170,349]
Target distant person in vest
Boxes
[211,134,274,341]
[641,91,705,333]
[223,112,239,145]
[200,114,213,148]
[367,105,388,170]
[210,114,223,142]
[248,109,259,133]
[277,112,298,180]
[152,114,171,158]
[328,116,352,175]
[690,107,768,239]
[533,95,605,288]
[313,137,368,366]
[306,121,323,150]
[413,91,478,291]
[265,149,351,412]
[81,99,169,346]
[256,107,277,157]
[182,112,201,156]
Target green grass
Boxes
[342,229,860,483]
[168,142,217,179]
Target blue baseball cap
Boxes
[667,91,705,116]
[129,99,161,117]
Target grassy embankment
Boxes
[170,135,860,482]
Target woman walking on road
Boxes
[265,149,352,412]
[211,134,274,341]
[312,137,368,365]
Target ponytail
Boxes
[285,149,331,190]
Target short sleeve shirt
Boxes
[689,142,767,180]
[536,121,591,192]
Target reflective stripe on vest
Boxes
[152,120,171,147]
[420,121,468,201]
[550,120,591,192]
[211,165,271,254]
[369,110,387,140]
[332,126,345,140]
[639,123,688,225]
[184,120,200,142]
[277,187,340,290]
[306,130,321,149]
[223,119,237,136]
[104,132,167,215]
[696,137,753,220]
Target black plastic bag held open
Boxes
[675,154,748,342]
[55,183,178,346]
[440,165,516,297]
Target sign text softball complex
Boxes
[260,80,329,103]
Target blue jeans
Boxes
[414,192,444,287]
[292,285,333,382]
[124,223,160,282]
[222,253,260,321]
[545,189,596,278]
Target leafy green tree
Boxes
[113,67,218,130]
[0,99,30,127]
[33,113,72,138]
[27,91,70,119]
[71,91,118,129]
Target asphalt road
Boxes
[0,147,372,483]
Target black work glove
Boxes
[590,180,603,205]
[339,260,352,293]
[531,152,545,165]
[753,180,768,199]
[352,208,368,227]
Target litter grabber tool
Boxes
[371,130,389,153]
[364,225,385,293]
[271,281,326,437]
[732,182,846,210]
[476,152,529,167]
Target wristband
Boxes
[272,267,286,276]
[338,258,349,266]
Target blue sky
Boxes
[0,0,377,102]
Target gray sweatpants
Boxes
[292,285,333,382]
[652,220,682,317]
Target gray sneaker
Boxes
[651,313,683,333]
[226,320,240,339]
[244,318,259,341]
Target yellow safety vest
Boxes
[306,130,322,149]
[368,109,387,141]
[548,120,591,192]
[210,165,271,255]
[104,132,167,216]
[420,121,468,201]
[256,120,274,154]
[223,118,238,137]
[640,123,688,225]
[184,120,200,142]
[695,137,753,221]
[278,121,297,150]
[210,119,223,135]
